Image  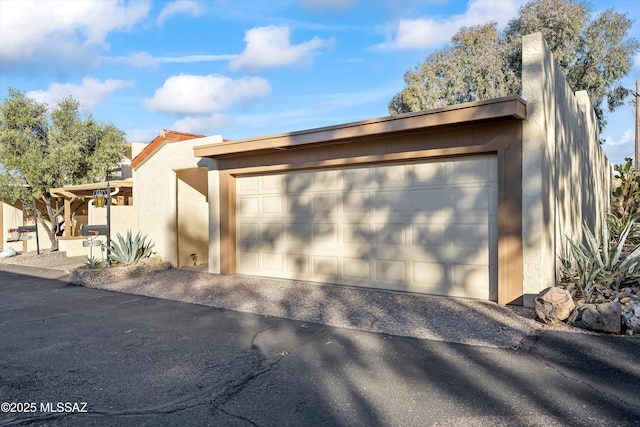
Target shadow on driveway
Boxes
[1,266,639,426]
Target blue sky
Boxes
[0,0,639,165]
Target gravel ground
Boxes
[0,250,86,272]
[2,252,589,349]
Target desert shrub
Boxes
[85,256,103,269]
[607,212,640,245]
[612,158,640,219]
[560,220,640,300]
[109,230,154,266]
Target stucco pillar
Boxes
[207,163,221,274]
[521,33,611,306]
[167,170,178,266]
[521,32,556,305]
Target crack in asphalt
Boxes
[0,321,328,426]
[206,321,328,426]
[217,407,260,427]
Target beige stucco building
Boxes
[133,130,221,268]
[4,32,603,307]
[130,33,610,306]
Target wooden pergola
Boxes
[49,180,133,238]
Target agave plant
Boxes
[109,230,155,266]
[607,212,640,245]
[85,256,103,269]
[560,219,640,300]
[559,242,602,300]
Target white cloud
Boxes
[107,52,237,68]
[381,0,524,50]
[144,74,271,115]
[172,114,235,134]
[0,0,150,70]
[156,54,238,63]
[229,25,331,71]
[126,129,161,144]
[604,129,634,147]
[299,0,357,12]
[110,51,160,68]
[157,0,205,26]
[26,77,131,112]
[635,52,640,71]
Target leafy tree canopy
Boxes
[389,0,639,132]
[0,88,126,249]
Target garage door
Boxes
[235,156,498,300]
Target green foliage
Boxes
[0,89,126,249]
[390,0,639,132]
[560,220,640,300]
[607,212,640,246]
[389,23,518,113]
[612,158,640,220]
[109,230,155,266]
[0,172,30,202]
[85,256,104,269]
[559,242,602,301]
[0,90,126,194]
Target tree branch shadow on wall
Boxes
[236,157,497,299]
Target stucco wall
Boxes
[134,136,221,265]
[521,32,611,305]
[176,168,209,267]
[91,205,138,237]
[57,204,138,257]
[2,202,52,253]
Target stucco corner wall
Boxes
[521,32,611,306]
[134,135,222,266]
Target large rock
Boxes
[622,302,640,334]
[577,302,622,334]
[534,287,576,325]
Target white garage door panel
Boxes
[236,156,498,300]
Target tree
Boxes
[389,23,517,113]
[389,0,639,132]
[0,88,126,251]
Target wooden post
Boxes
[64,198,72,238]
[33,199,40,255]
[21,200,27,254]
[635,80,639,170]
[0,202,3,245]
[106,181,111,267]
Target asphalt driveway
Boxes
[1,265,640,426]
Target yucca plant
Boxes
[560,219,640,300]
[109,230,155,266]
